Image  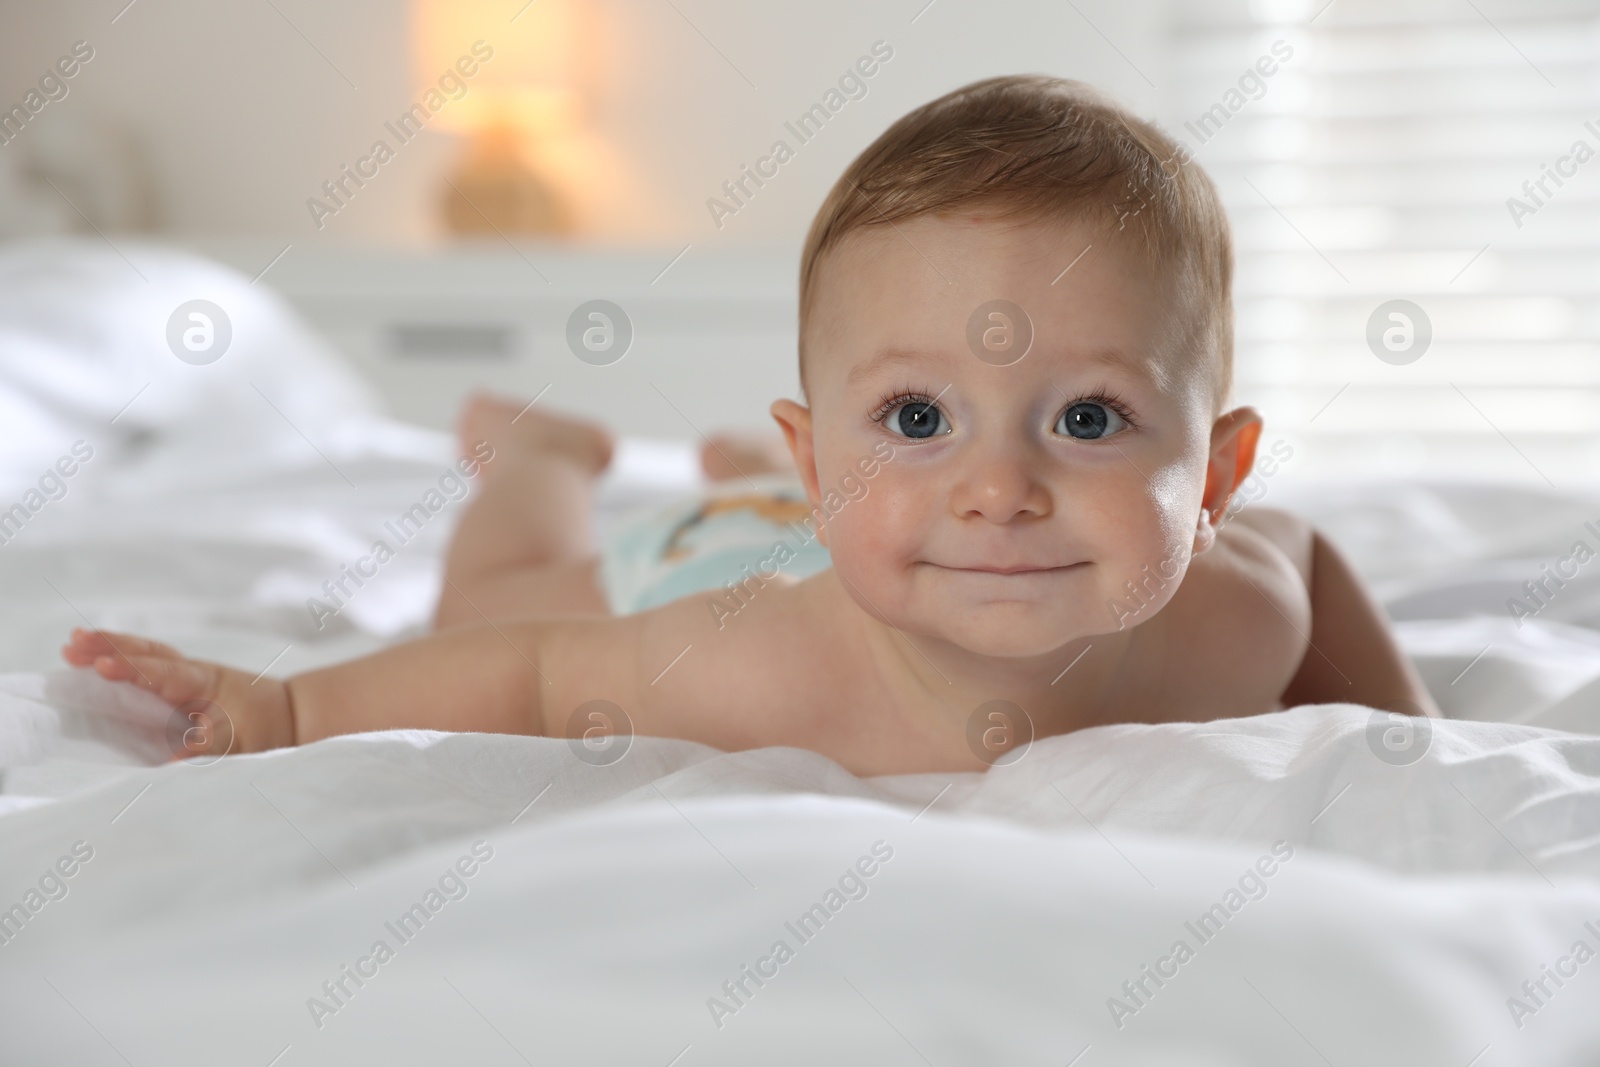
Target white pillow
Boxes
[0,237,380,494]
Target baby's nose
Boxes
[949,455,1051,523]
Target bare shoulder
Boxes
[1189,506,1314,634]
[1225,505,1314,585]
[1144,507,1313,717]
[535,575,871,752]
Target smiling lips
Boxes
[928,561,1086,576]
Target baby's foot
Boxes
[457,392,615,479]
[701,433,794,482]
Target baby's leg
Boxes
[436,395,615,628]
[436,394,798,629]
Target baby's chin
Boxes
[880,583,1117,658]
[912,608,1106,659]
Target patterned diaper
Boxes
[598,476,834,614]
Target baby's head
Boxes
[772,75,1263,659]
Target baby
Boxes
[62,75,1437,775]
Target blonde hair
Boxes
[798,75,1234,407]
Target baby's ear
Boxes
[770,399,822,504]
[1194,405,1263,553]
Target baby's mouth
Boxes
[923,561,1087,576]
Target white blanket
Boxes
[2,699,1600,1064]
[4,241,1600,1065]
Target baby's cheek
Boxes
[1096,462,1201,606]
[1149,459,1205,555]
[817,469,917,575]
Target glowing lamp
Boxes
[411,0,595,236]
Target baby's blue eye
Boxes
[1055,402,1128,440]
[889,402,948,439]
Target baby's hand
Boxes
[61,629,296,759]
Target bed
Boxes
[2,241,1600,1065]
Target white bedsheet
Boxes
[4,241,1600,1064]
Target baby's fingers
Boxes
[62,629,182,667]
[60,629,245,761]
[92,651,218,709]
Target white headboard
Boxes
[198,241,803,439]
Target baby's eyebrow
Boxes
[1075,348,1152,374]
[847,345,941,385]
[1074,346,1157,382]
[847,341,1165,389]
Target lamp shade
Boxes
[410,0,594,138]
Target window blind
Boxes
[1162,0,1600,485]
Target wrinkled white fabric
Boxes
[1,709,1599,1065]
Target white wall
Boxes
[0,0,1167,247]
[0,0,1173,440]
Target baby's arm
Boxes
[1279,532,1441,716]
[61,624,550,756]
